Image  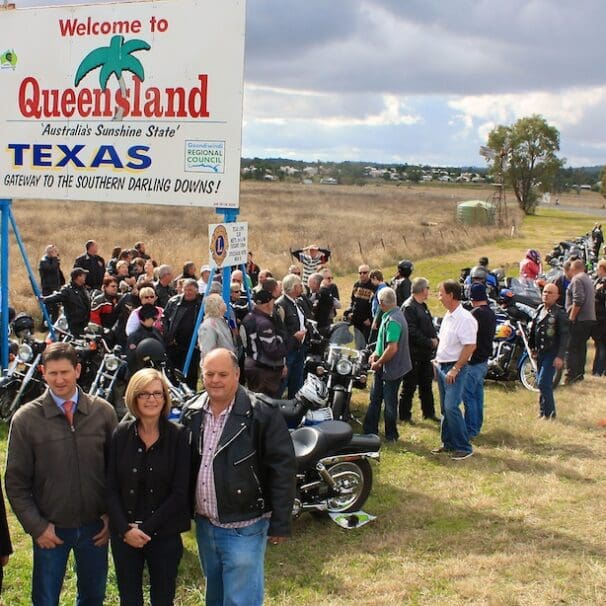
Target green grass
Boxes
[2,206,606,604]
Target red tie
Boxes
[63,400,74,426]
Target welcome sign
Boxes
[0,0,246,207]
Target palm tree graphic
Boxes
[74,34,151,120]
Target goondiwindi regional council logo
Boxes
[210,225,229,268]
[0,49,17,69]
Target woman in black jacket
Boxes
[107,368,190,606]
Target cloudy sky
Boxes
[12,0,606,166]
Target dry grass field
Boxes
[8,181,519,315]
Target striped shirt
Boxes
[195,396,262,528]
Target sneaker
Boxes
[430,446,452,455]
[451,450,473,461]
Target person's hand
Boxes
[268,535,287,546]
[553,356,564,370]
[368,353,378,365]
[281,366,288,378]
[363,319,371,327]
[370,360,382,372]
[446,368,458,384]
[92,514,110,547]
[294,330,306,342]
[430,338,438,348]
[0,555,9,566]
[531,351,537,359]
[35,523,64,549]
[123,524,151,549]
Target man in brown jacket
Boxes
[5,342,117,606]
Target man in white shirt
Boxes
[432,280,478,460]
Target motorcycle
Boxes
[255,374,381,516]
[0,314,47,422]
[487,282,562,392]
[305,322,371,421]
[88,341,128,415]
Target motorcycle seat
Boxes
[339,433,381,454]
[291,420,353,469]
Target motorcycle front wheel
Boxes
[325,460,373,513]
[518,356,563,392]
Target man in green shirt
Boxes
[363,287,411,442]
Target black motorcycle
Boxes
[255,375,381,516]
[0,314,47,422]
[305,322,370,421]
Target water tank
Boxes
[456,200,496,225]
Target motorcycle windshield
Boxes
[328,322,367,351]
[507,278,542,306]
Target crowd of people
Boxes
[0,226,602,603]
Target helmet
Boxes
[12,313,34,337]
[470,265,488,281]
[397,259,414,276]
[135,338,166,367]
[296,374,328,409]
[527,249,541,264]
[498,288,514,305]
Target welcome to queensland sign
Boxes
[0,0,246,207]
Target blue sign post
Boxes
[0,199,57,371]
[1,200,10,371]
[182,207,251,379]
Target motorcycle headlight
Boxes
[336,359,352,375]
[18,343,33,363]
[105,355,121,372]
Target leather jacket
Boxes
[43,282,91,335]
[181,386,296,536]
[528,303,569,359]
[163,293,202,348]
[242,307,287,368]
[275,294,310,352]
[402,296,436,362]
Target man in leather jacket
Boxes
[242,289,287,396]
[42,268,91,337]
[399,277,440,424]
[181,348,295,606]
[276,273,310,398]
[528,283,569,419]
[39,244,65,323]
[74,240,105,291]
[163,280,202,390]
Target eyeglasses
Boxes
[359,271,368,275]
[137,391,164,400]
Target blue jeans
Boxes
[435,363,472,454]
[280,346,307,398]
[32,519,108,606]
[363,368,402,442]
[537,352,556,417]
[462,361,488,438]
[111,533,183,606]
[195,516,269,606]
